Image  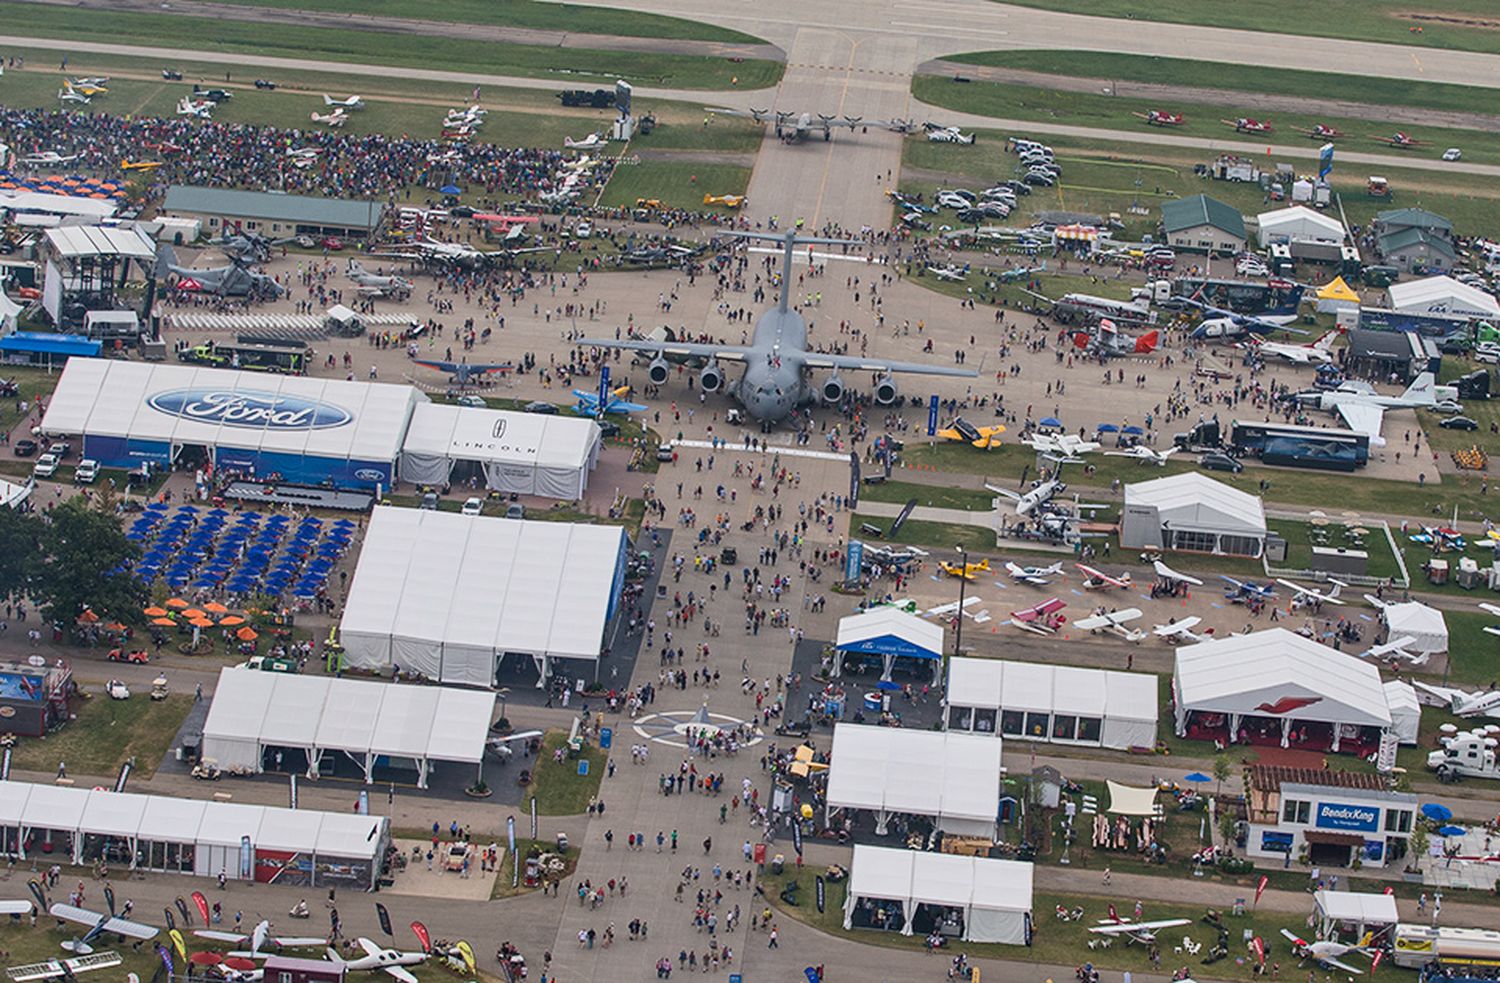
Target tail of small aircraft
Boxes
[1402,371,1436,404]
[1312,329,1341,351]
[1133,330,1160,354]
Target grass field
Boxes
[1440,610,1500,687]
[206,0,763,43]
[980,0,1500,56]
[0,366,64,436]
[858,478,995,511]
[10,693,193,780]
[944,50,1500,118]
[0,923,167,980]
[847,513,997,552]
[598,160,752,211]
[1266,517,1403,582]
[912,74,1500,168]
[0,2,780,90]
[529,730,606,815]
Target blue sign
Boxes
[1315,801,1380,833]
[927,394,939,437]
[600,726,613,749]
[147,389,353,430]
[598,365,611,419]
[845,540,863,582]
[577,759,589,777]
[1318,142,1334,180]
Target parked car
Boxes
[107,648,149,664]
[161,68,183,80]
[1475,342,1500,364]
[254,78,277,90]
[32,452,59,478]
[419,491,439,510]
[1200,451,1243,473]
[74,459,99,484]
[574,221,593,239]
[657,441,676,462]
[504,503,525,520]
[455,394,487,408]
[13,438,37,457]
[524,400,558,414]
[461,496,484,516]
[1431,399,1464,414]
[1440,415,1479,430]
[1443,147,1463,162]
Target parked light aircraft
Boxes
[7,951,125,982]
[1074,608,1146,642]
[986,479,1064,517]
[703,194,746,208]
[1072,318,1159,358]
[939,558,990,581]
[1010,598,1067,634]
[176,97,215,119]
[18,151,78,167]
[119,159,162,171]
[310,109,348,128]
[926,126,975,144]
[1220,575,1277,603]
[935,417,1005,449]
[564,132,604,150]
[579,230,973,428]
[1105,446,1178,466]
[345,259,412,297]
[411,357,514,386]
[48,903,158,954]
[1413,681,1500,719]
[1279,928,1375,975]
[57,82,91,105]
[1005,561,1064,586]
[1153,616,1205,643]
[1361,635,1427,665]
[573,385,648,417]
[67,78,108,97]
[1276,578,1347,607]
[327,938,427,983]
[1090,909,1191,945]
[1076,564,1131,590]
[1481,602,1500,639]
[1021,433,1099,459]
[1292,371,1436,443]
[196,919,325,958]
[705,106,905,142]
[323,94,365,110]
[1182,295,1303,340]
[1246,329,1341,366]
[1153,560,1203,587]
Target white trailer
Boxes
[1427,728,1499,781]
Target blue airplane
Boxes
[572,385,648,417]
[412,358,514,386]
[1220,575,1278,603]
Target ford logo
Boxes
[147,389,353,430]
[353,468,386,482]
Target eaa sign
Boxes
[147,389,353,430]
[1314,801,1379,833]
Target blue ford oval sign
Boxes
[147,389,353,430]
[353,468,387,482]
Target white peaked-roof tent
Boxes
[843,845,1033,945]
[835,607,945,683]
[1388,275,1500,319]
[1121,472,1267,557]
[340,507,627,687]
[1256,205,1345,245]
[945,657,1157,750]
[199,667,494,788]
[41,358,425,489]
[1380,601,1448,654]
[1314,890,1399,939]
[824,724,1004,839]
[399,402,603,499]
[1383,680,1421,744]
[1174,629,1392,750]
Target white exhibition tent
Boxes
[1256,205,1345,245]
[1380,601,1448,654]
[835,607,945,683]
[0,476,31,509]
[825,724,1004,839]
[399,402,602,499]
[1121,472,1267,557]
[1314,890,1399,937]
[1383,680,1421,745]
[340,507,627,686]
[1174,629,1393,748]
[1388,275,1500,319]
[843,845,1033,945]
[200,667,494,787]
[945,657,1157,750]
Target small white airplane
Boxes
[8,951,125,982]
[1360,635,1427,665]
[1090,911,1191,945]
[1074,608,1147,643]
[1153,616,1205,643]
[1478,602,1500,638]
[1413,681,1500,719]
[924,596,988,622]
[986,480,1064,517]
[176,96,214,119]
[326,937,428,983]
[1105,445,1179,466]
[57,82,91,105]
[70,76,109,89]
[18,151,79,167]
[1022,433,1100,459]
[323,94,365,110]
[1076,563,1131,590]
[310,108,349,128]
[1276,578,1347,607]
[1005,560,1064,586]
[195,919,325,958]
[927,263,966,282]
[0,899,33,915]
[1152,559,1203,587]
[927,126,976,144]
[564,132,605,150]
[1247,329,1341,366]
[1279,928,1375,975]
[48,903,158,954]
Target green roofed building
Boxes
[1373,208,1455,272]
[1161,194,1246,256]
[160,186,386,241]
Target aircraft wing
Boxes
[1089,919,1187,935]
[1319,955,1363,975]
[0,899,32,915]
[578,337,749,364]
[1153,560,1203,586]
[195,930,250,944]
[8,952,124,982]
[271,935,331,948]
[49,904,158,941]
[803,353,976,378]
[1330,399,1385,438]
[383,968,420,983]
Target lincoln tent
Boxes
[399,402,602,499]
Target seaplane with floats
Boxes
[1105,445,1179,466]
[1221,117,1272,133]
[1220,575,1278,603]
[935,416,1006,449]
[1276,578,1347,607]
[1076,563,1131,590]
[1005,561,1064,586]
[1074,608,1147,642]
[1133,109,1185,127]
[1279,928,1377,975]
[1010,598,1067,635]
[323,94,365,111]
[1153,616,1207,643]
[1089,908,1191,945]
[47,902,158,954]
[939,557,991,581]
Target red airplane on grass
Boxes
[1221,117,1272,134]
[1295,123,1345,139]
[1133,109,1185,127]
[1375,131,1429,148]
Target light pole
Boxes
[498,687,511,727]
[953,545,967,657]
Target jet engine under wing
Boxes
[802,353,977,378]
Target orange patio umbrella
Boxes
[182,608,206,619]
[165,598,190,609]
[235,626,258,641]
[218,615,245,627]
[77,609,100,623]
[189,617,216,629]
[143,606,169,617]
[151,617,177,627]
[203,601,230,615]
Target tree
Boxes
[0,505,41,604]
[1213,753,1232,796]
[31,498,144,625]
[1218,809,1238,849]
[1407,825,1429,872]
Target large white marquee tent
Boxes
[340,507,628,686]
[399,402,602,499]
[200,668,495,787]
[825,724,1004,839]
[843,845,1033,945]
[834,607,944,682]
[945,657,1157,750]
[1379,601,1448,655]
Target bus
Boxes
[1167,276,1305,317]
[177,340,310,374]
[1230,419,1369,471]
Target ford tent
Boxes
[835,607,944,683]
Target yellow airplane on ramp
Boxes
[939,558,990,581]
[703,194,746,208]
[935,417,1005,449]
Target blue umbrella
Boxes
[1096,423,1119,433]
[1039,416,1063,429]
[1184,772,1212,784]
[1122,425,1145,435]
[875,680,902,691]
[1422,803,1453,822]
[1438,825,1467,837]
[439,184,462,196]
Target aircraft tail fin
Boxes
[1402,371,1436,404]
[1312,329,1341,350]
[1134,329,1160,354]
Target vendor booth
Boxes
[1383,681,1421,745]
[78,790,148,867]
[399,402,602,499]
[825,724,1004,840]
[835,607,944,684]
[945,657,1157,750]
[1379,601,1448,655]
[1173,629,1392,757]
[1314,890,1399,942]
[843,845,1033,945]
[135,796,206,873]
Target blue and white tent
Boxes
[836,607,944,683]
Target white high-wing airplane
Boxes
[1280,929,1375,975]
[924,596,985,619]
[1005,560,1064,586]
[1076,563,1131,590]
[1022,433,1100,458]
[19,151,79,167]
[1412,681,1500,719]
[1276,578,1347,606]
[327,938,428,983]
[1478,602,1500,638]
[1360,635,1426,665]
[8,950,125,982]
[1152,560,1203,587]
[310,109,349,128]
[1293,371,1436,445]
[1089,915,1192,945]
[1074,608,1146,642]
[1246,328,1341,366]
[323,94,365,110]
[1105,445,1178,466]
[48,903,158,954]
[176,97,214,119]
[926,126,976,144]
[195,919,325,958]
[1153,616,1205,643]
[986,480,1063,517]
[564,132,605,150]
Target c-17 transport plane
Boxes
[581,231,975,428]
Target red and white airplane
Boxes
[1221,117,1272,133]
[1076,563,1132,590]
[1090,906,1191,945]
[1010,598,1067,635]
[1375,131,1429,148]
[1297,123,1345,140]
[1279,928,1377,975]
[310,108,349,128]
[1134,109,1185,127]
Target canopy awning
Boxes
[1105,780,1160,817]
